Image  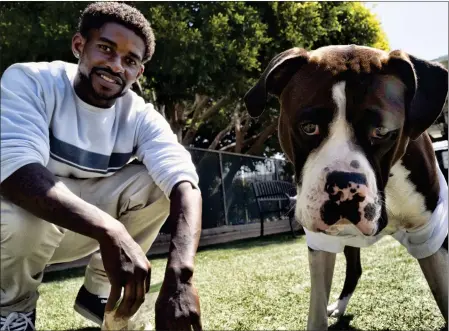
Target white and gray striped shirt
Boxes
[1,61,199,198]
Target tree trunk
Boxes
[234,104,243,154]
[168,102,186,143]
[182,94,210,145]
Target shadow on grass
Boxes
[43,233,304,283]
[42,266,87,283]
[329,315,363,331]
[69,328,100,331]
[195,232,305,254]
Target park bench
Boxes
[251,180,301,237]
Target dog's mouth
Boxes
[297,189,382,237]
[324,220,379,237]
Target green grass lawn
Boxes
[37,234,445,330]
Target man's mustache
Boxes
[91,67,125,86]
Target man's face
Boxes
[72,22,145,107]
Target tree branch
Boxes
[173,102,186,142]
[199,96,232,123]
[208,118,235,150]
[183,96,231,146]
[219,134,258,152]
[241,114,251,136]
[187,93,209,118]
[246,119,278,155]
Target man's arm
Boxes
[155,181,203,330]
[166,181,202,281]
[0,163,152,318]
[1,163,113,240]
[134,104,203,329]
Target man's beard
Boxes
[79,67,127,101]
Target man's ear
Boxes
[390,51,448,140]
[137,64,145,79]
[72,33,86,60]
[131,80,143,96]
[244,47,309,118]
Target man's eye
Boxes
[127,58,137,66]
[371,127,390,139]
[300,122,320,135]
[99,45,111,52]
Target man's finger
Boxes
[145,261,151,294]
[116,279,136,318]
[130,276,146,317]
[105,284,122,312]
[155,313,168,331]
[191,313,203,331]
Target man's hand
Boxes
[155,267,202,331]
[100,221,152,318]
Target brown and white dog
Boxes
[244,45,448,330]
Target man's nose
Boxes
[324,171,368,201]
[108,56,124,74]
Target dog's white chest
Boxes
[384,161,431,232]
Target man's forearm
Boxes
[0,163,116,241]
[166,181,202,281]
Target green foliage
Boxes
[0,2,88,67]
[138,2,271,104]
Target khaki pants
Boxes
[0,164,170,315]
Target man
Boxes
[0,2,202,331]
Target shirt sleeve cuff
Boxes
[164,174,201,199]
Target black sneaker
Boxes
[73,285,108,325]
[0,310,36,331]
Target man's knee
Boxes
[117,164,165,216]
[1,199,64,258]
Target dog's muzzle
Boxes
[297,167,381,236]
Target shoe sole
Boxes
[74,302,102,326]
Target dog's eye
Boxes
[371,127,390,139]
[301,123,320,135]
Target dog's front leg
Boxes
[307,247,336,331]
[418,238,448,323]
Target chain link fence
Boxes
[159,148,295,233]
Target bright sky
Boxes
[366,2,448,60]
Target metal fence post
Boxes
[274,160,279,180]
[274,160,282,217]
[219,152,229,226]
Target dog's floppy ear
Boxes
[244,47,309,118]
[407,55,448,140]
[390,52,448,140]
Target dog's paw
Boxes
[327,295,352,318]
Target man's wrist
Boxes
[165,262,194,283]
[89,207,124,244]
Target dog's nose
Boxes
[324,171,368,200]
[321,171,369,226]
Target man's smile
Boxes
[95,69,123,86]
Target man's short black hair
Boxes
[78,2,155,63]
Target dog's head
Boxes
[244,45,448,236]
